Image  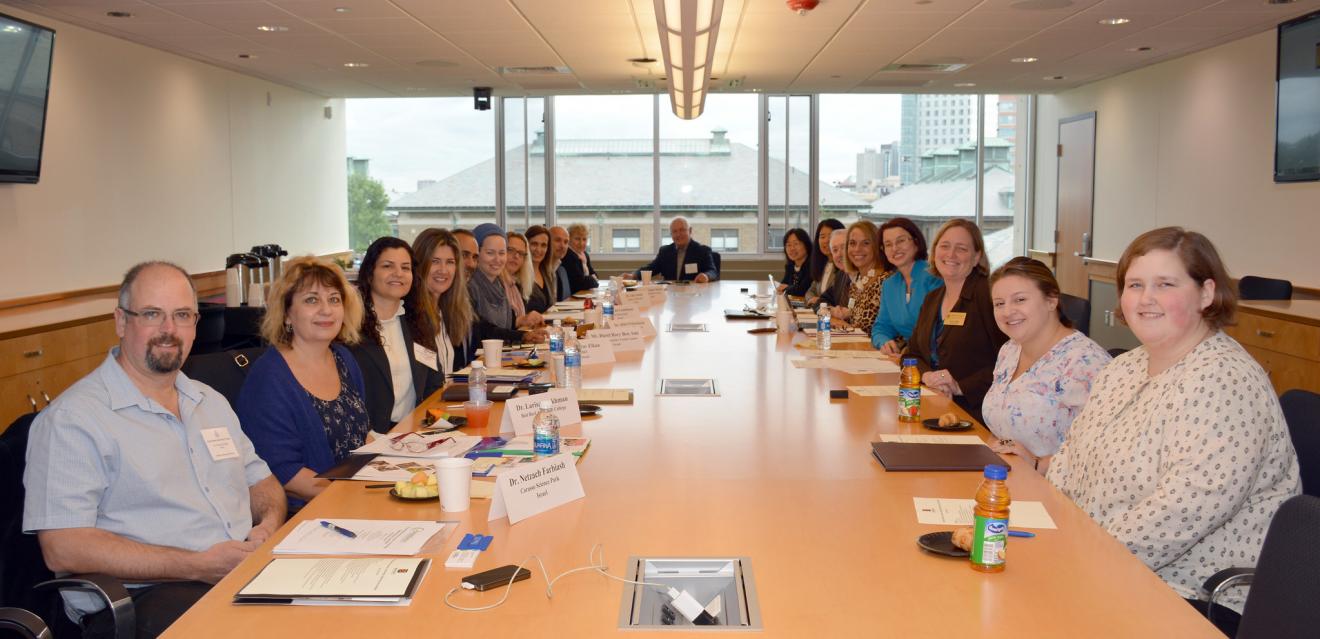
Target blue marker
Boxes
[1008,530,1035,538]
[320,520,358,539]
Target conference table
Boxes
[164,281,1221,637]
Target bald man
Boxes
[550,226,573,301]
[634,217,717,282]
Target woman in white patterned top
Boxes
[1046,227,1299,632]
[982,257,1109,473]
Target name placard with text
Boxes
[488,454,586,524]
[586,325,648,351]
[578,338,616,365]
[498,388,582,436]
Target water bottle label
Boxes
[565,353,580,367]
[534,431,559,455]
[549,336,563,353]
[971,515,1008,567]
[897,386,921,419]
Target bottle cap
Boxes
[818,303,827,311]
[901,357,917,366]
[538,401,553,411]
[984,464,1008,480]
[553,319,562,326]
[471,361,484,369]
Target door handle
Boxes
[41,391,52,406]
[1073,232,1091,258]
[1256,329,1275,338]
[27,394,38,412]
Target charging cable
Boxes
[443,543,666,612]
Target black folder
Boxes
[870,442,1010,472]
[314,453,378,480]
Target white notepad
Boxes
[912,498,1058,529]
[272,519,454,556]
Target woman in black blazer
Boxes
[561,223,599,293]
[906,220,1007,421]
[349,237,445,433]
[778,228,813,297]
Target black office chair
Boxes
[1280,389,1320,497]
[1107,348,1128,358]
[1238,276,1292,300]
[1058,293,1090,336]
[189,303,226,356]
[0,414,135,638]
[0,607,49,638]
[1202,495,1320,639]
[221,306,265,350]
[180,347,269,409]
[710,251,722,281]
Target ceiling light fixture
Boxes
[256,25,289,32]
[954,82,977,87]
[1265,0,1297,5]
[343,62,369,68]
[1011,56,1039,63]
[653,0,724,120]
[105,11,134,18]
[1044,75,1065,80]
[238,53,257,59]
[1127,46,1153,52]
[1098,17,1130,25]
[334,7,352,13]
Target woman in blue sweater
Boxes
[871,217,943,354]
[238,256,370,509]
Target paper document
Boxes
[350,457,441,481]
[829,335,873,344]
[236,557,428,603]
[577,388,634,404]
[552,300,587,310]
[803,350,897,360]
[543,311,584,322]
[912,498,1058,529]
[877,434,983,445]
[273,519,454,556]
[801,327,867,336]
[791,358,900,374]
[846,385,938,397]
[351,433,481,459]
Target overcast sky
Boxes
[347,94,997,197]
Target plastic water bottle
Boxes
[816,303,831,350]
[532,401,561,455]
[563,332,582,389]
[549,320,566,387]
[601,292,615,324]
[898,357,922,423]
[971,464,1011,573]
[548,319,564,353]
[468,360,487,404]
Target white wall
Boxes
[1033,30,1320,285]
[0,5,346,299]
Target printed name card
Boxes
[498,388,582,436]
[578,338,616,365]
[586,325,648,351]
[488,454,586,524]
[612,305,642,322]
[611,317,656,338]
[619,290,648,308]
[644,285,666,304]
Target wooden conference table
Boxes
[165,281,1221,637]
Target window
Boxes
[767,95,810,247]
[710,228,739,252]
[554,95,653,256]
[504,97,546,232]
[346,98,495,248]
[612,228,642,252]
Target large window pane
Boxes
[660,94,759,253]
[553,95,653,256]
[817,95,898,237]
[349,98,495,246]
[504,97,546,232]
[981,94,1029,268]
[767,95,811,251]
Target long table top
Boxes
[163,281,1220,637]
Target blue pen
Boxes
[320,520,358,539]
[1008,530,1035,538]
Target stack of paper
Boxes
[351,433,482,459]
[846,385,938,397]
[273,519,455,556]
[912,498,1057,529]
[234,557,429,606]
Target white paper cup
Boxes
[436,457,474,512]
[640,270,652,285]
[482,339,503,368]
[756,280,770,295]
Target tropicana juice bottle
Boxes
[970,464,1011,573]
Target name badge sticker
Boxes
[201,427,241,461]
[944,312,967,327]
[684,262,698,275]
[414,343,440,371]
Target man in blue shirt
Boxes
[24,261,285,637]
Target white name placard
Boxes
[488,454,586,524]
[619,290,648,308]
[578,338,616,365]
[612,304,642,322]
[644,285,666,304]
[611,317,656,338]
[586,325,648,351]
[498,388,582,436]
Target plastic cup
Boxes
[777,310,796,334]
[482,339,503,368]
[436,457,473,512]
[463,400,492,431]
[640,270,652,285]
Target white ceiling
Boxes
[6,0,1320,97]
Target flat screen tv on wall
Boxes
[0,12,55,185]
[1276,10,1320,183]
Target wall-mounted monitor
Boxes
[1276,10,1320,183]
[0,12,55,185]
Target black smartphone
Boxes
[462,565,532,592]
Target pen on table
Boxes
[320,520,358,538]
[365,484,394,489]
[1008,530,1035,538]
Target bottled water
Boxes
[532,401,561,455]
[563,332,582,389]
[601,293,614,323]
[549,319,566,387]
[548,319,564,353]
[468,360,487,404]
[817,303,831,350]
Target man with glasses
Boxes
[633,217,717,283]
[24,261,285,638]
[549,226,573,301]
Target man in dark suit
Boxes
[634,217,718,282]
[550,226,573,301]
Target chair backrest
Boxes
[180,347,269,410]
[189,303,226,357]
[1057,293,1090,336]
[1236,494,1320,639]
[0,413,55,611]
[711,251,722,280]
[1107,348,1128,358]
[0,607,50,639]
[1238,276,1292,300]
[1280,389,1320,498]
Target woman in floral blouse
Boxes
[831,220,888,333]
[1047,227,1299,634]
[982,257,1109,473]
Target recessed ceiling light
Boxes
[1265,0,1297,5]
[954,82,977,87]
[1127,46,1154,52]
[627,57,657,64]
[256,25,289,32]
[334,7,352,13]
[404,87,428,92]
[343,62,370,68]
[237,53,257,59]
[1011,57,1039,63]
[1044,75,1065,80]
[105,11,134,18]
[1009,0,1074,10]
[1098,17,1130,25]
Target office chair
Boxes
[711,252,722,281]
[1202,495,1320,639]
[1057,293,1090,336]
[0,414,135,639]
[1280,389,1320,497]
[1237,276,1292,300]
[1107,348,1128,358]
[180,347,269,409]
[0,607,50,639]
[189,303,226,356]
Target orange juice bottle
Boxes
[970,464,1011,573]
[897,357,922,422]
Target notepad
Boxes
[577,388,634,404]
[912,498,1057,529]
[273,519,454,556]
[234,557,429,605]
[847,385,938,397]
[876,434,982,445]
[870,441,1009,472]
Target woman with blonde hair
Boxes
[238,256,369,509]
[504,231,544,329]
[413,228,474,374]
